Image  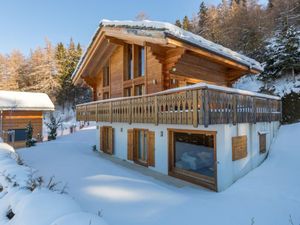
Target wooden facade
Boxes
[0,110,43,148]
[73,26,262,101]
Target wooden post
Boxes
[233,95,237,125]
[96,103,98,122]
[253,97,256,124]
[154,95,158,126]
[129,99,132,125]
[192,90,198,128]
[203,89,209,127]
[279,100,282,122]
[109,102,112,123]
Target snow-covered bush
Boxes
[45,113,62,140]
[25,121,37,147]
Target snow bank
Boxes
[234,74,300,97]
[0,90,54,111]
[50,212,108,225]
[0,143,109,225]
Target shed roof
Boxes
[0,91,55,111]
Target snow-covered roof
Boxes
[101,20,263,71]
[0,91,55,111]
[72,19,263,81]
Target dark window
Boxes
[173,132,215,178]
[8,129,27,142]
[103,92,109,100]
[137,46,145,77]
[126,45,134,80]
[135,84,145,96]
[103,63,110,87]
[124,87,132,97]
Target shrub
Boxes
[25,121,37,147]
[45,113,62,141]
[282,91,300,124]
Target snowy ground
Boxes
[19,124,300,225]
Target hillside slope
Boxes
[19,124,300,225]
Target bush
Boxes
[282,91,300,124]
[25,121,37,147]
[45,113,62,141]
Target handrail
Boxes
[76,85,282,127]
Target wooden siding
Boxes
[1,111,43,148]
[146,47,163,94]
[110,46,124,98]
[80,36,255,102]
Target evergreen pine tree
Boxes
[26,121,36,147]
[260,25,300,82]
[175,19,182,28]
[198,2,208,35]
[182,16,191,31]
[45,113,62,141]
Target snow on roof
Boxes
[0,90,55,111]
[101,20,263,71]
[72,19,263,81]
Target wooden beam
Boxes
[166,37,259,74]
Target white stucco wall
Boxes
[96,121,280,191]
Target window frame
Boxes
[168,128,217,191]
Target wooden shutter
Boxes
[232,135,247,161]
[127,129,134,160]
[100,126,105,151]
[147,131,155,167]
[107,127,114,155]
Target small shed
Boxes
[0,91,55,148]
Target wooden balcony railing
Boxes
[76,83,282,127]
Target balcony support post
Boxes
[192,90,198,128]
[154,96,158,126]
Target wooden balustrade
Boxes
[76,86,282,127]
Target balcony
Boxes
[76,83,281,127]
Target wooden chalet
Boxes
[0,91,54,148]
[72,20,281,191]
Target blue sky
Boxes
[0,0,267,55]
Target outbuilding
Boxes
[0,90,55,148]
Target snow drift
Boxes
[0,143,108,225]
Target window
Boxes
[135,84,145,96]
[127,129,155,167]
[100,126,114,154]
[125,45,134,80]
[103,63,110,87]
[168,129,216,190]
[103,92,109,100]
[259,133,266,154]
[8,129,27,142]
[124,87,132,97]
[137,130,148,163]
[137,46,145,77]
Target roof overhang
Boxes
[72,20,263,85]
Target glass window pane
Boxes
[138,47,145,77]
[174,132,215,177]
[128,45,133,80]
